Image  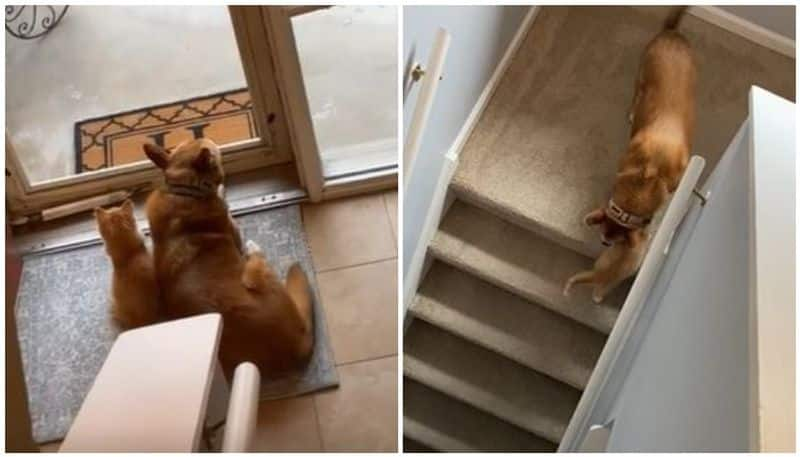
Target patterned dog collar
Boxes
[606,199,650,229]
[165,182,216,199]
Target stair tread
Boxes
[429,200,624,334]
[411,261,605,389]
[452,6,794,258]
[404,318,581,442]
[403,378,556,452]
[403,437,435,453]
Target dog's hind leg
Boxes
[563,271,595,297]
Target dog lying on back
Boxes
[143,139,314,375]
[95,199,160,329]
[572,8,695,302]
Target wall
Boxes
[402,6,529,276]
[719,5,796,40]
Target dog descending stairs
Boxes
[402,6,795,452]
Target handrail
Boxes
[403,28,450,188]
[559,155,706,451]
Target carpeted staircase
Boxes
[403,6,794,452]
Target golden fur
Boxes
[587,7,695,245]
[95,199,160,329]
[143,139,313,375]
[563,229,649,303]
[574,8,694,301]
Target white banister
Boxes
[403,28,450,188]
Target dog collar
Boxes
[607,199,650,229]
[165,182,215,199]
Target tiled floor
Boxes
[36,189,399,453]
[254,190,399,452]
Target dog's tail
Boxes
[664,6,688,30]
[286,263,314,357]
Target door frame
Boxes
[263,6,398,201]
[6,5,397,220]
[5,6,296,218]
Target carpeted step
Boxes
[404,318,581,442]
[403,378,556,452]
[410,261,605,390]
[452,6,794,259]
[429,200,624,334]
[403,437,436,452]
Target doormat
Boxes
[15,205,338,444]
[74,88,257,173]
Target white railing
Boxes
[403,28,450,189]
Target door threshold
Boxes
[12,164,307,257]
[322,167,397,200]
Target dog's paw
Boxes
[245,240,263,256]
[592,293,604,304]
[562,282,572,297]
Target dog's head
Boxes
[143,139,224,192]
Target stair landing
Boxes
[453,6,795,257]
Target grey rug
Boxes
[14,205,338,444]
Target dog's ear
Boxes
[192,147,214,172]
[144,143,170,169]
[94,207,106,220]
[120,199,134,215]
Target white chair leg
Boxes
[221,362,261,452]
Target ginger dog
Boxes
[95,199,160,329]
[586,7,695,245]
[564,229,649,303]
[144,139,313,375]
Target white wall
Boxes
[719,5,795,40]
[402,6,529,276]
[606,123,752,451]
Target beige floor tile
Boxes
[383,190,398,244]
[317,260,397,364]
[314,357,398,452]
[302,193,396,272]
[250,396,323,452]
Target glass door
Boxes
[262,6,398,200]
[5,5,293,218]
[291,6,398,179]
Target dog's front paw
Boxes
[245,240,263,256]
[562,282,572,297]
[592,292,604,304]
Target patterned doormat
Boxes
[15,205,338,444]
[74,88,257,173]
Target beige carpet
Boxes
[453,6,795,257]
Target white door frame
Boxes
[5,6,295,218]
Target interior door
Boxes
[5,5,293,219]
